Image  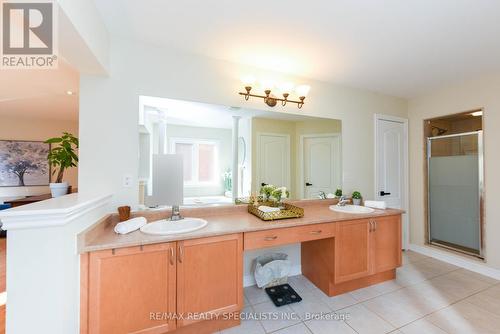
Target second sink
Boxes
[140,217,208,235]
[330,205,375,214]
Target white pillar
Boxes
[232,116,241,200]
[0,194,111,334]
[158,112,167,154]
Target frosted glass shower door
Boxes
[428,131,482,256]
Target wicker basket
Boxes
[248,201,304,221]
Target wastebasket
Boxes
[253,253,291,288]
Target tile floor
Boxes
[220,251,500,334]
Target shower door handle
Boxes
[379,191,391,196]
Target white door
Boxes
[303,135,341,199]
[375,116,408,248]
[256,133,290,190]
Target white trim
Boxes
[255,132,291,190]
[244,264,302,287]
[409,244,500,280]
[298,133,342,199]
[374,114,410,250]
[0,193,112,230]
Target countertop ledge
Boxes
[79,200,404,253]
[0,193,112,230]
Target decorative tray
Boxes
[248,201,304,221]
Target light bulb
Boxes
[279,82,294,94]
[241,75,256,86]
[295,85,311,97]
[260,79,275,92]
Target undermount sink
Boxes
[329,205,375,214]
[140,217,208,235]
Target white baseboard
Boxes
[408,243,500,280]
[243,264,302,287]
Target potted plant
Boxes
[352,191,362,205]
[260,184,276,201]
[45,132,79,197]
[335,188,343,198]
[271,186,290,208]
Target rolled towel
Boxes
[364,200,387,210]
[114,217,147,234]
[258,205,281,213]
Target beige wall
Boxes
[0,115,78,197]
[251,117,342,198]
[408,74,500,270]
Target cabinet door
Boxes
[335,219,371,283]
[88,243,176,334]
[372,216,402,273]
[177,234,243,327]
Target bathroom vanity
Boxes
[78,200,403,334]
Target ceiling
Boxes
[0,60,79,121]
[94,0,500,98]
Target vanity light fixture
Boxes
[239,76,310,109]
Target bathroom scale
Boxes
[265,283,302,307]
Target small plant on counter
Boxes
[260,184,277,201]
[271,186,290,208]
[45,132,79,198]
[271,186,290,202]
[335,188,343,198]
[352,191,362,205]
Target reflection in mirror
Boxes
[138,96,342,207]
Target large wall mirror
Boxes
[138,96,342,207]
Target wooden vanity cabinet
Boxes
[87,243,177,334]
[326,215,402,295]
[372,215,402,273]
[82,234,243,334]
[334,219,372,283]
[176,234,243,327]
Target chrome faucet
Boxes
[337,195,350,207]
[169,205,183,221]
[318,191,327,200]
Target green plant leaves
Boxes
[45,132,79,183]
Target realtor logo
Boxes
[1,0,58,69]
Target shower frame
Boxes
[426,130,484,258]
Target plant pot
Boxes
[353,198,362,206]
[50,182,69,198]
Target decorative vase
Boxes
[353,198,362,206]
[49,182,69,198]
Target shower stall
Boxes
[427,130,484,257]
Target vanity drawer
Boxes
[244,223,336,250]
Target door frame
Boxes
[374,114,409,250]
[255,132,291,190]
[299,133,342,199]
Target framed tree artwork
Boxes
[0,140,50,187]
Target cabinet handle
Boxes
[169,247,174,266]
[264,236,278,241]
[369,220,374,232]
[310,230,322,235]
[374,221,377,231]
[178,245,183,263]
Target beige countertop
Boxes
[78,199,404,253]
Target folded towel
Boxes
[258,205,281,213]
[114,217,147,234]
[364,200,387,210]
